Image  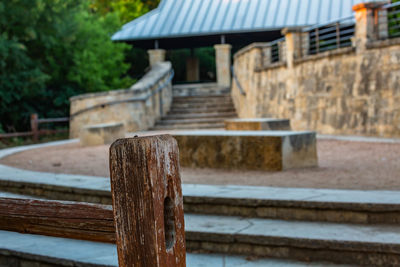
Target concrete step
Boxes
[157,117,229,125]
[163,112,237,120]
[169,107,237,114]
[170,102,235,109]
[2,214,400,266]
[151,123,225,130]
[0,231,347,267]
[2,166,400,226]
[185,214,400,266]
[172,83,231,97]
[172,94,232,102]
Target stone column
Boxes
[282,27,304,68]
[186,57,200,81]
[377,5,389,40]
[261,46,271,68]
[352,2,387,52]
[148,49,166,67]
[214,44,232,88]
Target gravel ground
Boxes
[1,139,399,190]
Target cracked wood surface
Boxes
[109,135,186,267]
[0,197,115,243]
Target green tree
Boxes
[91,0,160,24]
[0,0,132,131]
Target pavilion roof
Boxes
[112,0,379,43]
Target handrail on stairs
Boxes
[231,65,246,96]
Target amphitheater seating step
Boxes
[2,167,400,265]
[2,168,400,225]
[1,212,399,266]
[152,92,237,130]
[0,230,350,267]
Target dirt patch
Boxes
[1,139,399,190]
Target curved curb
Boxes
[0,139,79,159]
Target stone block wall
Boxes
[232,39,400,138]
[69,62,173,138]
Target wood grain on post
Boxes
[109,135,186,267]
[0,198,115,243]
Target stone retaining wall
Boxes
[232,40,400,137]
[69,62,173,138]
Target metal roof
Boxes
[112,0,380,42]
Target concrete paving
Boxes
[171,130,315,136]
[0,230,347,267]
[318,134,400,143]
[185,214,400,250]
[0,139,78,159]
[2,164,400,209]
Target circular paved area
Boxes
[1,138,400,190]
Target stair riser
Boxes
[171,104,234,109]
[173,95,232,100]
[164,113,236,120]
[184,203,400,224]
[186,240,400,266]
[157,120,227,125]
[173,96,232,101]
[152,125,225,130]
[1,182,399,225]
[169,109,236,114]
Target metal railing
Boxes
[270,37,285,63]
[385,1,400,38]
[304,15,355,55]
[231,65,246,96]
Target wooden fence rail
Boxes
[0,197,115,243]
[0,135,186,267]
[0,113,69,141]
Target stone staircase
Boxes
[152,85,237,130]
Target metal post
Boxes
[221,34,226,44]
[159,81,164,116]
[336,22,341,49]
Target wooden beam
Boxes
[0,198,115,243]
[109,135,186,267]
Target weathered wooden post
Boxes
[109,135,186,267]
[30,113,39,141]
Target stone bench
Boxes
[173,130,317,171]
[225,118,291,131]
[80,122,125,146]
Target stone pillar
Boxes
[377,6,389,40]
[148,49,166,67]
[352,2,387,51]
[261,46,271,67]
[278,41,287,63]
[301,32,310,58]
[214,44,232,88]
[186,57,199,81]
[282,27,304,68]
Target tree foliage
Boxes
[90,0,160,24]
[0,0,133,131]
